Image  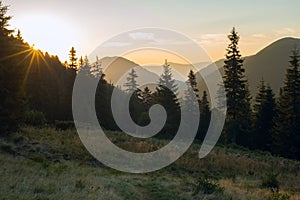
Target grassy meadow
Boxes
[0,127,299,200]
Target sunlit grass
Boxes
[0,126,300,199]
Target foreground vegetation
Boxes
[0,127,299,199]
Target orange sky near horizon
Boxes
[4,0,300,63]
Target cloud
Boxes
[196,34,227,45]
[252,34,266,38]
[129,32,155,40]
[102,42,131,47]
[275,28,296,36]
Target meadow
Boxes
[0,127,299,200]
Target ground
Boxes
[0,127,299,199]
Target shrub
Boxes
[261,172,280,192]
[193,176,224,195]
[24,110,46,127]
[75,179,85,189]
[267,192,291,200]
[0,142,16,154]
[55,120,75,131]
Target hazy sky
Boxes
[4,0,300,63]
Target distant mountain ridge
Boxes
[198,37,300,97]
[99,37,300,98]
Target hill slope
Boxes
[198,37,300,97]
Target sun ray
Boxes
[0,48,32,62]
[22,49,37,87]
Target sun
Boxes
[31,44,39,51]
[12,13,79,61]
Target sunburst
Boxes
[0,43,54,89]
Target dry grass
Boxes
[0,126,299,199]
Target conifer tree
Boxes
[223,27,252,146]
[68,47,78,71]
[0,1,25,133]
[154,60,180,137]
[274,49,300,159]
[188,70,199,98]
[184,70,200,116]
[79,56,84,67]
[124,68,139,93]
[140,86,152,109]
[198,91,211,140]
[16,29,23,41]
[253,80,276,150]
[0,1,13,36]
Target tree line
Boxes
[0,1,299,160]
[220,28,300,160]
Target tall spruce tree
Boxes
[68,47,78,71]
[0,1,25,133]
[154,60,180,137]
[124,68,139,93]
[223,27,252,146]
[188,70,199,98]
[253,80,276,151]
[184,70,200,116]
[198,91,211,141]
[123,68,143,125]
[0,1,13,36]
[274,49,300,159]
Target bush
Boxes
[0,142,16,154]
[261,172,280,192]
[193,176,224,195]
[24,110,46,127]
[75,179,85,189]
[267,192,290,200]
[55,121,75,131]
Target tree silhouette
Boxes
[274,49,300,159]
[0,1,13,36]
[252,80,276,150]
[198,91,211,141]
[223,27,252,146]
[68,47,78,71]
[124,68,139,93]
[154,60,180,137]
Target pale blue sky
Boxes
[4,0,300,62]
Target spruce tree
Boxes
[0,1,25,133]
[274,49,300,159]
[16,29,23,41]
[198,91,211,141]
[184,70,200,116]
[0,1,13,36]
[154,60,180,137]
[90,56,103,79]
[140,86,152,109]
[79,56,84,67]
[68,47,78,71]
[124,68,139,93]
[188,70,199,98]
[223,27,252,146]
[253,80,276,151]
[139,86,153,126]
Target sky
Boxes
[4,0,300,63]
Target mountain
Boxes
[100,57,160,88]
[198,37,300,97]
[100,57,191,96]
[100,37,300,99]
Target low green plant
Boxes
[267,192,291,200]
[55,120,75,131]
[193,176,224,195]
[75,179,85,189]
[24,110,47,127]
[261,172,280,192]
[0,142,16,154]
